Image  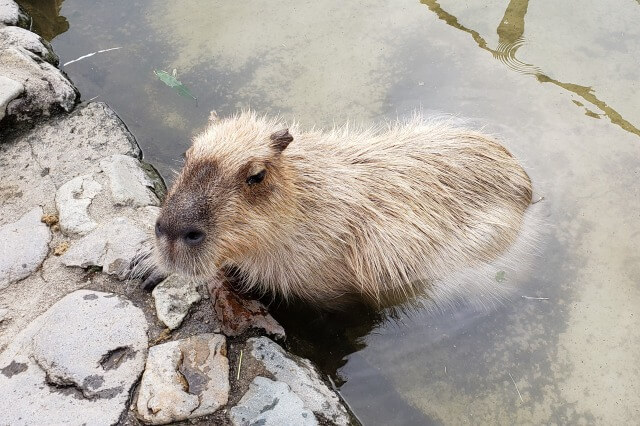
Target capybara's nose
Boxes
[182,228,206,246]
[155,219,205,247]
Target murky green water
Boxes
[21,0,640,423]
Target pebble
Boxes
[152,275,202,330]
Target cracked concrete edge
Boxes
[0,290,150,425]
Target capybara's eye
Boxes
[246,169,266,186]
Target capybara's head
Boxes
[154,113,295,277]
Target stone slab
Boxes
[0,46,76,123]
[61,216,150,277]
[0,207,50,289]
[100,154,160,207]
[55,174,102,235]
[0,290,148,426]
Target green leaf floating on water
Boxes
[495,270,506,283]
[153,69,197,101]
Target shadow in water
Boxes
[270,301,381,384]
[268,298,437,424]
[421,0,640,138]
[267,288,444,382]
[16,0,68,41]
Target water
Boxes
[19,0,640,423]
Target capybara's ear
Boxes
[270,128,293,152]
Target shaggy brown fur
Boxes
[153,111,533,308]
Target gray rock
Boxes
[0,290,148,426]
[0,102,144,228]
[100,154,160,207]
[152,275,202,330]
[248,337,350,425]
[230,376,318,426]
[0,26,58,65]
[61,216,149,277]
[0,75,23,120]
[55,174,102,235]
[0,23,76,124]
[0,46,77,123]
[0,14,67,125]
[0,0,29,28]
[138,205,162,229]
[0,307,8,323]
[136,334,229,424]
[0,207,50,289]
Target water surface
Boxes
[21,0,640,423]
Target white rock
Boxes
[136,334,229,424]
[0,75,23,120]
[230,376,318,426]
[0,307,8,323]
[0,26,57,64]
[61,216,149,276]
[100,154,159,207]
[138,205,162,230]
[0,207,50,289]
[152,275,202,330]
[0,290,148,426]
[0,46,77,122]
[248,337,350,425]
[55,174,102,236]
[0,0,28,27]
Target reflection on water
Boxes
[497,0,529,44]
[422,0,640,137]
[17,0,68,41]
[495,0,542,75]
[23,0,640,423]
